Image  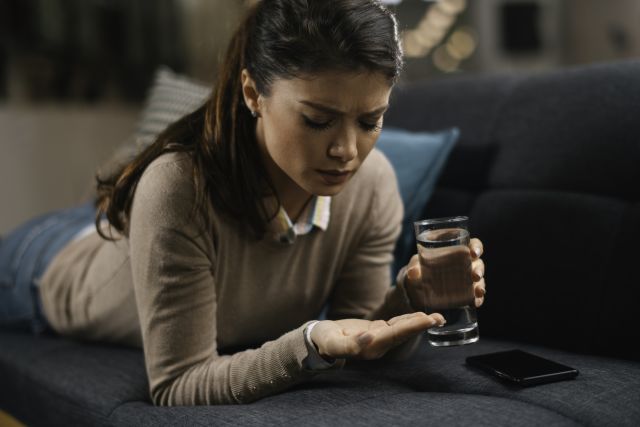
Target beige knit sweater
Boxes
[38,149,416,405]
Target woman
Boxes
[0,0,486,405]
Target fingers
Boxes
[469,238,485,306]
[406,254,420,281]
[474,277,486,307]
[472,257,485,282]
[409,254,420,268]
[470,238,483,259]
[403,255,425,310]
[387,311,444,326]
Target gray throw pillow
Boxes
[135,66,210,149]
[98,67,210,177]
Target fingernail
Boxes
[480,287,486,296]
[474,247,482,257]
[433,314,446,326]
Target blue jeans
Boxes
[0,202,96,335]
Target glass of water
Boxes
[413,216,479,347]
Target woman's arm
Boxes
[128,157,329,405]
[323,151,486,361]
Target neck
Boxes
[283,192,314,223]
[268,183,313,223]
[256,122,313,222]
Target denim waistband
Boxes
[0,201,97,334]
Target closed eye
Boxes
[303,115,382,133]
[360,121,382,133]
[303,116,333,131]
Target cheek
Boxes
[358,134,379,160]
[264,119,319,163]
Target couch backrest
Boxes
[385,60,640,360]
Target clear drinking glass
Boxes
[413,216,479,347]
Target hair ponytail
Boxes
[95,2,276,240]
[199,1,278,234]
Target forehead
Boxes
[269,70,392,111]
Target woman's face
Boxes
[242,69,392,199]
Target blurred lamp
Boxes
[383,0,473,70]
[380,0,437,4]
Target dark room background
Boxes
[1,0,639,233]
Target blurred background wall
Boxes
[1,0,639,234]
[0,0,246,233]
[396,0,640,80]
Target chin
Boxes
[308,180,350,197]
[314,187,344,196]
[300,170,356,196]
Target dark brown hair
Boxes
[95,0,403,240]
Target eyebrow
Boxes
[299,100,389,117]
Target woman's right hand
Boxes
[403,238,486,310]
[309,313,445,360]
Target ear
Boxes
[241,69,261,115]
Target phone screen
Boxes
[466,349,579,386]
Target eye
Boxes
[360,120,382,133]
[303,116,333,131]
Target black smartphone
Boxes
[466,349,579,386]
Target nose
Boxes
[328,125,357,163]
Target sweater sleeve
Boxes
[327,151,414,322]
[129,157,319,405]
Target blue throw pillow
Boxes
[376,127,459,278]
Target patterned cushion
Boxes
[98,68,209,176]
[135,67,210,149]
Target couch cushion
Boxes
[489,61,640,201]
[135,67,210,148]
[376,127,458,275]
[385,60,640,361]
[468,189,640,360]
[0,331,148,426]
[385,72,520,192]
[112,391,583,426]
[2,330,640,426]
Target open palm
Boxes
[310,312,445,360]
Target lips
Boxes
[316,169,352,185]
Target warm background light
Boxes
[395,0,476,73]
[401,0,468,61]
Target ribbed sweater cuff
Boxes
[228,321,335,403]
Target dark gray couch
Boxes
[2,59,640,426]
